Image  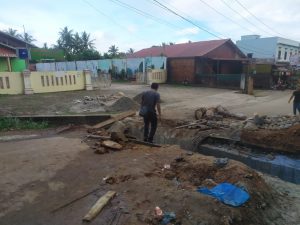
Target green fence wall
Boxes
[0,58,9,72]
[11,59,26,72]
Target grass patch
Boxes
[0,117,49,131]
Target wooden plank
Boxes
[86,134,111,140]
[128,138,161,147]
[93,111,136,129]
[83,191,116,222]
[51,187,100,213]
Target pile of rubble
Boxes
[195,105,246,121]
[73,92,125,105]
[71,92,139,113]
[176,105,246,130]
[243,114,300,130]
[84,121,129,154]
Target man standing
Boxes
[140,83,161,143]
[288,86,300,115]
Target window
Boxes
[73,75,76,84]
[56,77,59,86]
[5,77,10,89]
[277,50,281,59]
[46,76,50,86]
[0,77,4,89]
[65,76,68,85]
[60,77,64,85]
[51,76,54,86]
[41,76,45,86]
[284,51,287,60]
[69,75,72,85]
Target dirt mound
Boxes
[106,97,139,112]
[133,93,143,104]
[159,154,278,225]
[241,124,300,154]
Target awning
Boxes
[0,47,17,57]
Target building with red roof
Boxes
[130,39,248,87]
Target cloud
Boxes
[1,0,299,54]
[176,27,199,36]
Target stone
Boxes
[214,158,229,167]
[101,140,122,150]
[244,121,257,130]
[205,109,215,117]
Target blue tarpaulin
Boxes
[197,183,250,207]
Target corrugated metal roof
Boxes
[0,47,17,57]
[0,43,16,57]
[129,39,230,58]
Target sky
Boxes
[0,0,299,54]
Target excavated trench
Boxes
[127,121,300,184]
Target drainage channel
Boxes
[128,127,300,184]
[199,136,300,184]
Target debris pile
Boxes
[243,114,300,130]
[85,127,127,154]
[175,105,246,130]
[195,105,246,120]
[106,96,139,112]
[71,92,139,113]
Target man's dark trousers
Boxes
[293,102,300,115]
[143,111,157,143]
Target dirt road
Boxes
[0,129,299,225]
[0,83,294,119]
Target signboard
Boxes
[30,48,64,61]
[17,48,29,59]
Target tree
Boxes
[43,43,48,49]
[169,42,175,45]
[4,28,22,38]
[81,31,95,50]
[54,26,97,60]
[21,32,36,43]
[108,45,119,57]
[127,48,134,54]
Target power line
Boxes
[233,0,284,37]
[198,0,256,34]
[108,0,181,31]
[151,0,223,39]
[220,0,274,36]
[150,0,275,55]
[82,0,149,43]
[151,0,226,38]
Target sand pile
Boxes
[106,97,139,112]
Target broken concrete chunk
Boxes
[214,157,229,167]
[102,140,122,150]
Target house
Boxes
[130,39,247,87]
[0,30,35,72]
[236,35,300,64]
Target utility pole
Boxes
[23,25,29,69]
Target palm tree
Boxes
[108,45,119,57]
[73,32,83,54]
[55,27,74,59]
[127,48,134,54]
[57,27,74,49]
[4,28,22,38]
[81,31,95,50]
[21,32,36,43]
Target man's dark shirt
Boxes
[293,90,300,103]
[141,90,160,113]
